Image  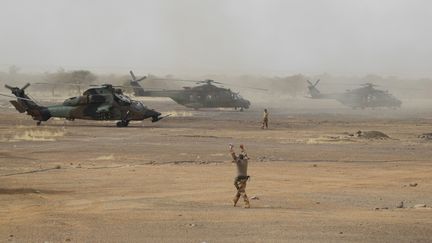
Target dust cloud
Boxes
[0,0,432,117]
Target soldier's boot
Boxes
[233,195,240,207]
[244,200,250,208]
[243,196,250,208]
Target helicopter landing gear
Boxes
[116,120,129,127]
[36,121,42,126]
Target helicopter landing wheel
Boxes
[116,120,129,127]
[36,121,42,126]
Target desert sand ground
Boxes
[1,98,432,242]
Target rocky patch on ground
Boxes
[419,133,432,140]
[356,130,391,139]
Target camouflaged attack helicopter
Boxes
[1,83,167,127]
[128,71,264,111]
[306,80,402,109]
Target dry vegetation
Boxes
[2,68,432,101]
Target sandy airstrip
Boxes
[1,98,432,242]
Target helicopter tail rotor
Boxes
[4,84,14,90]
[129,70,147,82]
[5,83,30,90]
[130,70,137,81]
[3,83,51,122]
[21,83,30,90]
[306,79,322,98]
[307,79,320,88]
[4,83,31,96]
[127,70,146,96]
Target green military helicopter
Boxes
[128,71,264,111]
[1,83,167,127]
[306,80,402,109]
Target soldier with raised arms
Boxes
[229,143,250,208]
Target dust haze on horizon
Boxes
[0,0,432,78]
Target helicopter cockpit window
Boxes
[131,101,146,111]
[114,93,131,105]
[233,93,241,100]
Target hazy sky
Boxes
[1,0,431,77]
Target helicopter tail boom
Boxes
[130,81,146,96]
[5,84,51,122]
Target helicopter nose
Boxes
[145,109,162,122]
[145,109,160,118]
[397,99,402,106]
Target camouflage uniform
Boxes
[261,109,268,129]
[230,146,250,208]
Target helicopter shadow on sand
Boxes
[43,122,162,129]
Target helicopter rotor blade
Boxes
[306,79,320,88]
[211,81,223,85]
[196,79,223,84]
[0,93,34,101]
[153,78,218,86]
[89,84,120,87]
[153,78,267,91]
[4,84,14,90]
[152,78,198,83]
[89,84,134,89]
[34,82,83,87]
[360,83,379,87]
[128,70,147,82]
[224,83,268,91]
[21,83,30,90]
[129,70,137,81]
[136,76,147,82]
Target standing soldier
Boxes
[261,108,269,129]
[229,143,250,208]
